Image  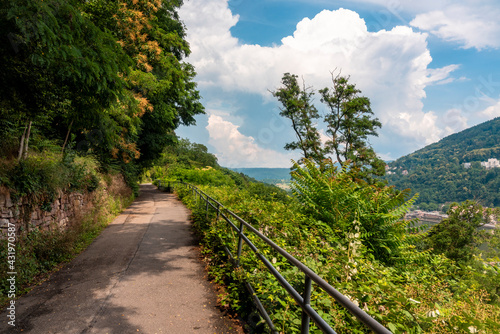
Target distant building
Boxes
[402,170,409,175]
[463,158,500,169]
[405,210,448,223]
[481,158,500,169]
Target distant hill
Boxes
[382,117,500,210]
[230,168,291,183]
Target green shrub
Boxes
[290,159,418,264]
[3,152,102,203]
[426,200,498,263]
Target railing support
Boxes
[205,196,209,218]
[236,220,245,267]
[301,276,312,334]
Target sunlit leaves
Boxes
[290,158,419,264]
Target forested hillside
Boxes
[231,167,291,184]
[382,117,500,210]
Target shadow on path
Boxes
[0,184,243,334]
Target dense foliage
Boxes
[153,144,500,333]
[426,201,498,262]
[0,152,100,216]
[0,0,203,186]
[382,117,500,210]
[175,177,499,333]
[0,0,203,307]
[291,159,418,265]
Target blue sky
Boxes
[177,0,500,167]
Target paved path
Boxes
[0,184,242,334]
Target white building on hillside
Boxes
[481,158,500,169]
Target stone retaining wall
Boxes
[0,188,91,236]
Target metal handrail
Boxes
[163,180,392,334]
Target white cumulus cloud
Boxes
[478,99,500,119]
[330,1,500,49]
[179,0,465,166]
[206,114,297,167]
[410,4,500,50]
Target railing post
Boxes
[236,220,245,267]
[205,197,209,219]
[301,276,312,334]
[216,203,220,221]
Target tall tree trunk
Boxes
[23,120,32,159]
[17,123,27,161]
[61,120,74,153]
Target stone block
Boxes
[1,209,13,219]
[59,218,68,228]
[0,219,10,227]
[5,193,12,207]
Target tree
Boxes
[0,0,129,158]
[273,71,384,180]
[82,0,205,168]
[272,73,325,164]
[319,73,385,177]
[172,138,218,168]
[426,200,496,262]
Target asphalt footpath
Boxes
[0,184,243,334]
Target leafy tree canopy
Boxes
[272,73,324,164]
[0,0,204,184]
[273,71,384,180]
[320,73,385,177]
[425,200,498,262]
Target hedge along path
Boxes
[0,184,243,334]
